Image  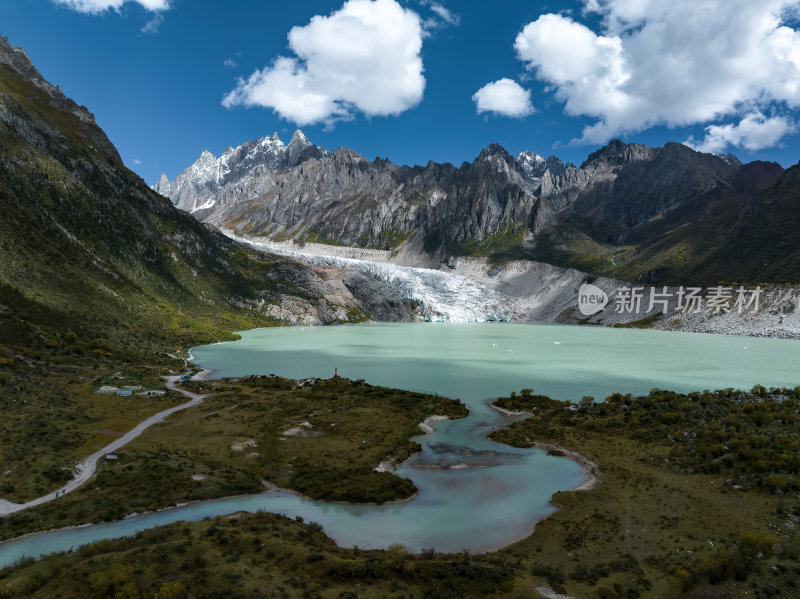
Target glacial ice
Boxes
[230,235,513,323]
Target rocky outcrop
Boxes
[254,255,423,325]
[154,130,330,213]
[0,36,120,161]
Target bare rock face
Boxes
[155,128,771,256]
[239,256,422,325]
[153,131,329,213]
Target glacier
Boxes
[229,234,514,323]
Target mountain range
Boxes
[156,130,798,285]
[2,24,798,361]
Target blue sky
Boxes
[4,0,800,185]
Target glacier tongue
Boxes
[230,235,513,323]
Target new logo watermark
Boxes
[578,284,609,316]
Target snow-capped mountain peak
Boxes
[516,150,548,180]
[153,130,328,213]
[290,129,310,145]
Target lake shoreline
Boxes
[490,404,531,417]
[481,437,600,555]
[417,414,449,434]
[489,401,599,493]
[529,441,599,492]
[4,322,796,568]
[0,428,600,568]
[0,409,455,559]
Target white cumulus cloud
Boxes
[52,0,169,13]
[687,113,796,153]
[508,0,800,148]
[223,0,426,127]
[472,78,534,118]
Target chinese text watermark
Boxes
[578,284,773,316]
[614,286,763,315]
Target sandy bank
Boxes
[374,414,451,473]
[490,404,531,417]
[190,368,215,381]
[418,415,449,434]
[529,441,599,492]
[535,586,576,599]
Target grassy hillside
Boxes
[0,60,322,351]
[530,168,800,287]
[0,511,519,599]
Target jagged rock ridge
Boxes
[156,131,780,257]
[155,130,330,213]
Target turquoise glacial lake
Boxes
[2,323,799,566]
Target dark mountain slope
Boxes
[571,162,800,285]
[0,36,387,364]
[707,162,800,283]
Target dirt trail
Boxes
[0,376,205,517]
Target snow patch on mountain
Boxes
[516,150,547,180]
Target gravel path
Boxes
[0,376,206,517]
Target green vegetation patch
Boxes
[609,313,664,329]
[377,228,414,250]
[0,366,186,503]
[445,223,529,260]
[0,512,518,599]
[152,376,467,504]
[0,376,467,540]
[490,386,800,597]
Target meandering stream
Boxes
[2,323,799,567]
